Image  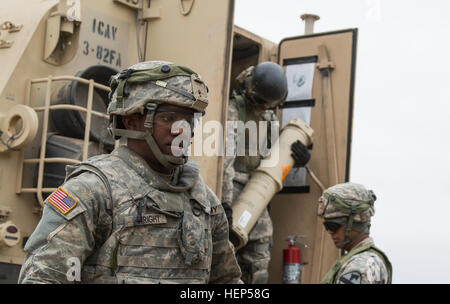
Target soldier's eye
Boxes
[154,110,196,129]
[156,113,176,123]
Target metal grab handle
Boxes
[17,75,118,208]
[179,0,195,16]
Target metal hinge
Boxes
[1,21,23,33]
[43,0,82,65]
[114,0,142,10]
[0,206,12,222]
[0,39,13,49]
[0,21,22,49]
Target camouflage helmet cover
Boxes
[107,60,208,116]
[317,182,376,223]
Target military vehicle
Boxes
[0,0,357,283]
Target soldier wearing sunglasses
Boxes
[318,182,392,284]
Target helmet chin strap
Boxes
[144,133,187,170]
[341,205,357,249]
[337,205,365,252]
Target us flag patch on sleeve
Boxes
[47,187,78,215]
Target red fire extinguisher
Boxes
[283,235,307,284]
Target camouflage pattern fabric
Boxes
[108,61,208,116]
[222,99,240,204]
[18,146,242,284]
[222,97,277,202]
[318,182,375,223]
[335,238,391,284]
[222,96,276,284]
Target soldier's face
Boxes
[326,224,360,249]
[152,104,194,156]
[122,104,194,172]
[327,225,345,248]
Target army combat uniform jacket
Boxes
[321,237,392,284]
[19,146,242,284]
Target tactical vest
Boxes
[320,242,392,284]
[65,148,215,284]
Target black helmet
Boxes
[237,62,288,109]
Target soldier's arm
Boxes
[207,189,243,284]
[336,252,389,284]
[222,152,236,204]
[18,172,111,284]
[222,100,238,205]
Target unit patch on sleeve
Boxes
[338,271,362,284]
[47,187,78,215]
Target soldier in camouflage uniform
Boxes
[318,182,392,284]
[222,62,310,284]
[18,61,243,284]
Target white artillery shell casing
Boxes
[232,171,278,235]
[231,118,314,250]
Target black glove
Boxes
[291,140,311,168]
[221,202,233,231]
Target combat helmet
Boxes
[107,60,209,169]
[236,61,288,109]
[317,182,376,248]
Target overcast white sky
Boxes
[234,0,450,284]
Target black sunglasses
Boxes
[323,221,341,233]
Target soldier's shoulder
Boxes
[66,153,119,179]
[69,152,135,188]
[85,152,121,167]
[65,170,109,194]
[47,171,111,218]
[204,185,224,216]
[347,250,387,268]
[192,176,222,217]
[192,173,220,206]
[205,184,220,207]
[338,251,388,284]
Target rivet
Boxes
[161,65,171,73]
